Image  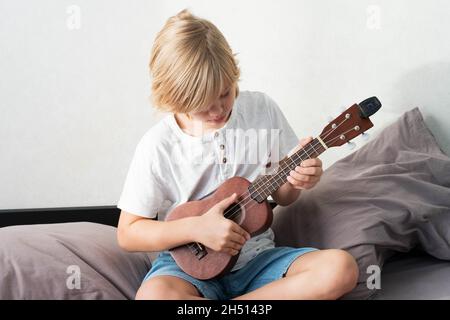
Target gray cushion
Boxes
[0,222,152,299]
[272,107,450,299]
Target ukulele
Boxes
[165,96,382,280]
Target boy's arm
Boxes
[117,210,199,252]
[117,194,250,254]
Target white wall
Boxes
[1,0,450,209]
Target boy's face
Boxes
[188,84,235,130]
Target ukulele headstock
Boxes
[320,97,381,148]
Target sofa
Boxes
[1,108,449,300]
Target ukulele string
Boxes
[224,125,357,222]
[187,116,351,251]
[223,119,354,222]
[185,139,324,252]
[186,139,328,252]
[220,116,348,222]
[221,139,324,221]
[223,135,349,223]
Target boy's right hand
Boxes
[195,193,251,256]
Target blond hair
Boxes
[149,9,240,113]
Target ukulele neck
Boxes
[248,137,327,203]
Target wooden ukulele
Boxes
[165,97,382,280]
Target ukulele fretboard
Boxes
[248,138,326,203]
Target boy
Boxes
[117,9,358,300]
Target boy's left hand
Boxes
[286,136,323,190]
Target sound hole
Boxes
[224,202,245,225]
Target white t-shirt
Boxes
[117,91,299,271]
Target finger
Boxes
[230,222,251,240]
[229,231,247,246]
[287,176,319,190]
[289,170,313,182]
[217,193,237,210]
[299,136,313,148]
[290,137,313,155]
[287,176,306,189]
[315,158,323,167]
[225,248,240,256]
[300,158,322,168]
[225,239,244,251]
[294,166,322,176]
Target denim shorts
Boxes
[142,246,319,300]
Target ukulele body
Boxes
[165,176,273,280]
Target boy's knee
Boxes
[318,249,359,298]
[135,276,201,300]
[336,250,359,292]
[135,278,177,300]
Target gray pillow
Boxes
[272,107,450,300]
[0,222,152,299]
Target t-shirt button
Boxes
[222,157,227,163]
[220,144,225,150]
[214,132,219,138]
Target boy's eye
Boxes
[221,90,230,98]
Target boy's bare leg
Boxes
[135,275,207,300]
[233,249,359,300]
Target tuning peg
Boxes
[361,132,370,141]
[346,141,356,150]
